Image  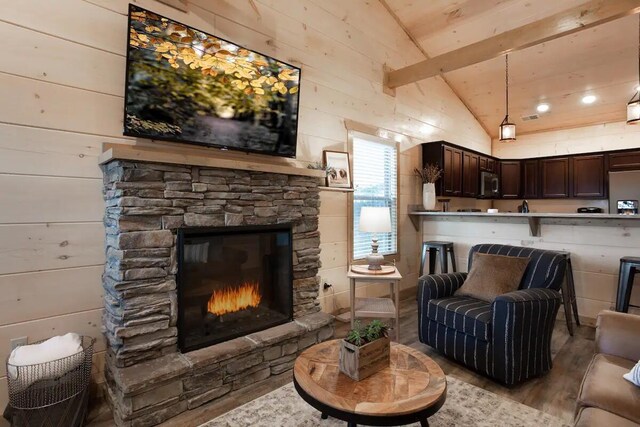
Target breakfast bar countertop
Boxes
[408,210,640,236]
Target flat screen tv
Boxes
[124,5,301,158]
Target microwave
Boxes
[479,171,499,198]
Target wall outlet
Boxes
[10,336,28,350]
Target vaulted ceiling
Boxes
[383,0,639,137]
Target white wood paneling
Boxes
[0,0,491,410]
[0,266,104,326]
[493,121,640,158]
[0,223,105,275]
[421,219,640,321]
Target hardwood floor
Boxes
[89,291,595,426]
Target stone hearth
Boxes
[100,160,333,426]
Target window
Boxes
[352,134,398,260]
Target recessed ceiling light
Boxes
[582,95,597,104]
[636,85,640,92]
[536,103,550,113]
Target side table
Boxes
[347,266,402,341]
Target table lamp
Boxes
[359,207,391,270]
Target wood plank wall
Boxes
[0,0,490,414]
[421,219,640,324]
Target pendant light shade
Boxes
[499,54,516,141]
[629,15,640,125]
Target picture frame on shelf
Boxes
[323,150,352,189]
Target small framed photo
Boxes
[323,150,352,189]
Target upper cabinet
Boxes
[608,150,640,171]
[500,161,521,199]
[572,154,607,198]
[462,152,479,197]
[421,142,629,201]
[541,157,570,198]
[442,145,463,196]
[522,160,539,199]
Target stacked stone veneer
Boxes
[101,160,334,426]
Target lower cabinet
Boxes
[541,157,570,198]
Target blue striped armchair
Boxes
[417,244,567,385]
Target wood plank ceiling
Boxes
[383,0,640,137]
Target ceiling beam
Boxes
[385,0,640,89]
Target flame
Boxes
[207,281,262,316]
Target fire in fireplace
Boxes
[177,224,293,352]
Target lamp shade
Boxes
[359,207,391,233]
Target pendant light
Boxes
[499,54,516,141]
[628,15,640,125]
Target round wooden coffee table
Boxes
[293,339,447,427]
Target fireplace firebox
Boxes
[177,224,293,352]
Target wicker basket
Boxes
[4,335,95,427]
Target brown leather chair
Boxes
[575,311,640,426]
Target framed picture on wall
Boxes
[323,150,352,189]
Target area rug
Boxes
[202,376,569,427]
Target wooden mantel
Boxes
[98,143,326,178]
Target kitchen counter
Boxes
[408,210,640,236]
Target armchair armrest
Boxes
[492,288,562,384]
[494,288,561,304]
[596,310,640,361]
[417,272,468,303]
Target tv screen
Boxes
[124,5,301,157]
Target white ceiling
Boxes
[384,0,639,137]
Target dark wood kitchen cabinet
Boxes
[442,145,463,196]
[500,161,521,198]
[462,152,479,197]
[608,150,640,171]
[541,157,570,198]
[572,154,606,198]
[522,159,539,199]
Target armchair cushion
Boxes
[577,353,640,424]
[455,252,530,302]
[425,296,492,341]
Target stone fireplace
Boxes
[177,224,293,352]
[100,157,333,426]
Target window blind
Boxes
[352,136,398,260]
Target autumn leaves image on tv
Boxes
[124,5,301,157]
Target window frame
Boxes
[347,129,401,264]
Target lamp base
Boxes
[366,252,385,270]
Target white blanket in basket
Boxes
[8,333,83,386]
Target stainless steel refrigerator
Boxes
[609,170,640,214]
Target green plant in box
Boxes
[345,320,388,347]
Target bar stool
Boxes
[419,241,456,277]
[616,256,640,313]
[557,251,580,336]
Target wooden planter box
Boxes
[338,336,390,381]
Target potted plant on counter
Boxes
[339,320,390,381]
[415,164,442,211]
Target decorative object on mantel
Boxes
[499,54,516,141]
[308,161,355,192]
[359,207,392,271]
[323,150,352,188]
[339,320,390,381]
[415,163,442,210]
[628,15,640,125]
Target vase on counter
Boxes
[423,183,436,210]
